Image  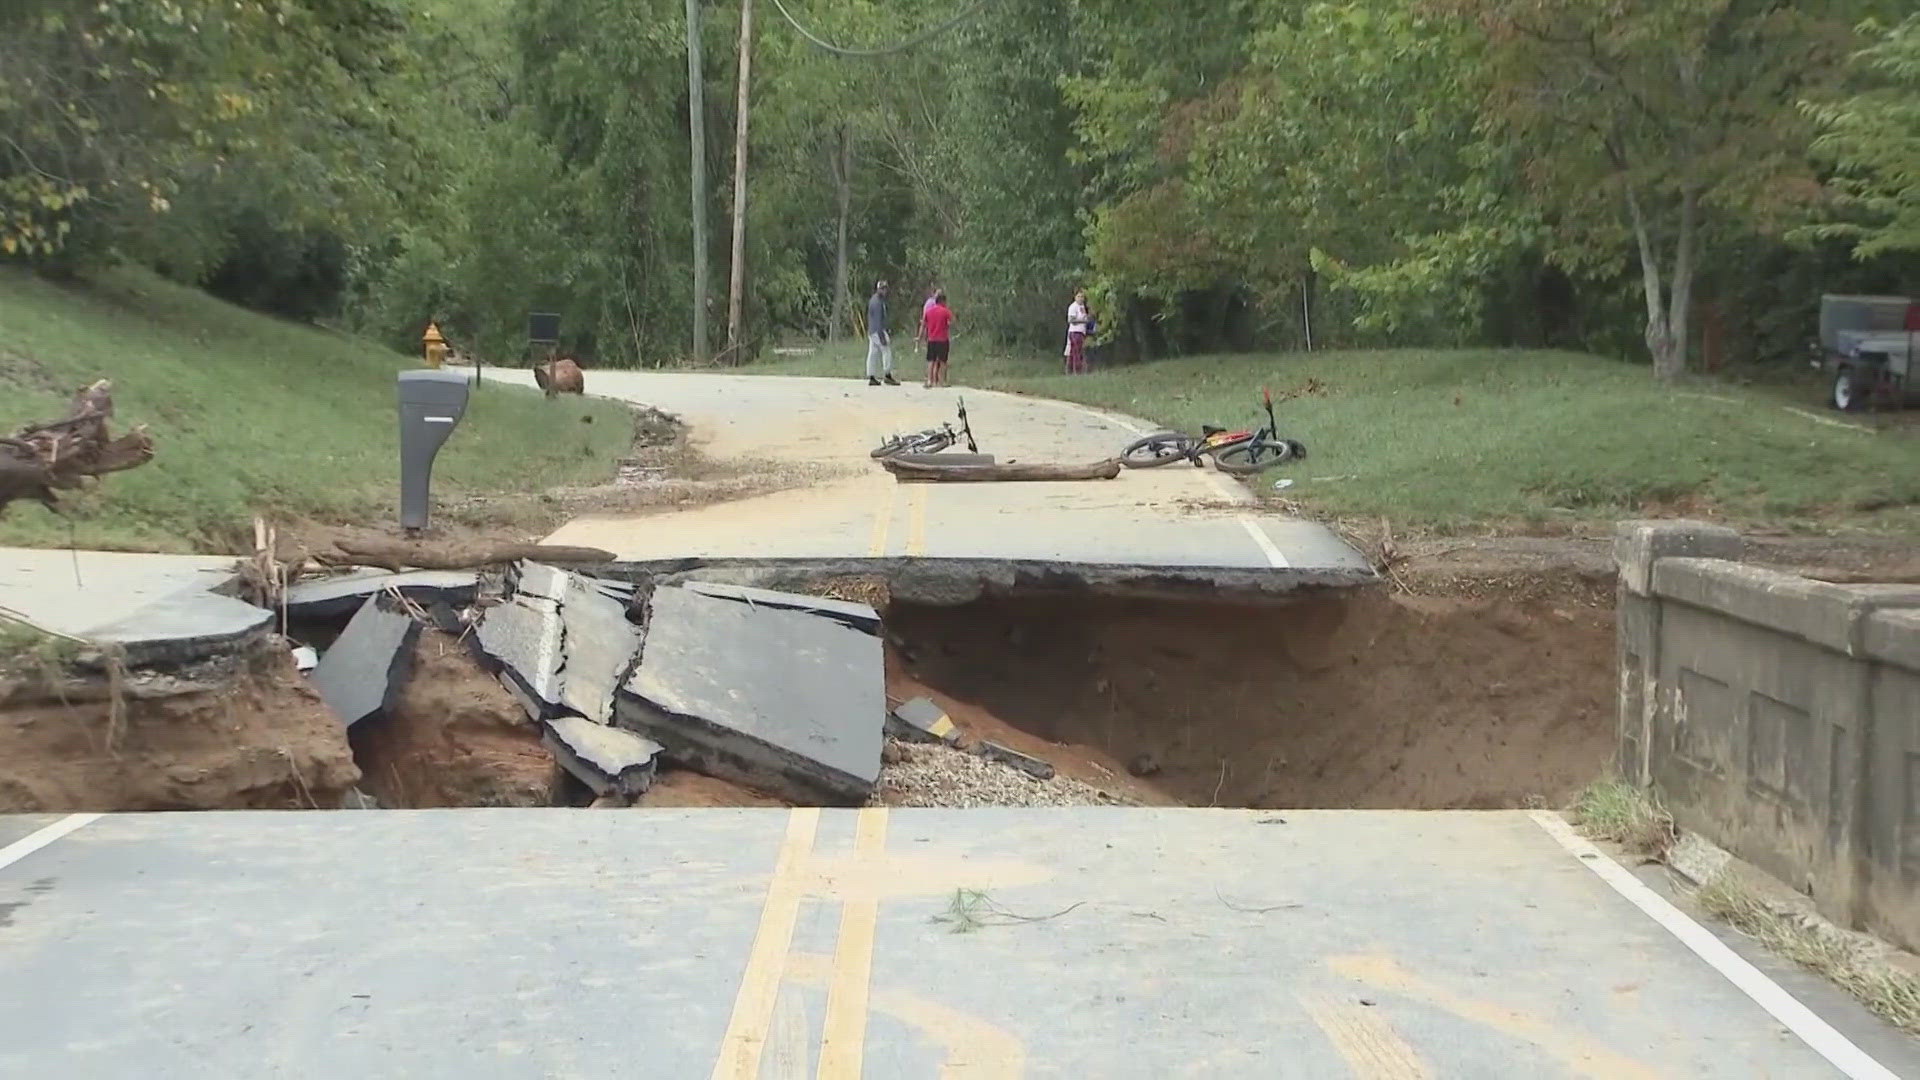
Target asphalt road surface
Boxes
[1,809,1913,1078]
[491,370,1370,580]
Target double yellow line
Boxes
[868,485,928,557]
[711,807,891,1080]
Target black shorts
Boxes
[926,340,950,363]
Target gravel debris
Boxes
[872,739,1125,808]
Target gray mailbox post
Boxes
[397,369,471,532]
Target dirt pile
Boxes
[885,582,1615,809]
[347,631,557,808]
[0,645,358,812]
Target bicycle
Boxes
[869,397,979,459]
[1119,387,1306,475]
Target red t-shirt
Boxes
[924,303,952,342]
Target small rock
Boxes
[1127,752,1162,778]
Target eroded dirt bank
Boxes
[885,579,1615,809]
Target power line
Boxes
[764,0,991,58]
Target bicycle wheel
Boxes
[1120,432,1200,468]
[870,435,914,459]
[1213,438,1300,475]
[913,429,957,454]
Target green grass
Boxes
[0,267,631,552]
[749,341,1920,533]
[1571,778,1678,858]
[1694,872,1920,1035]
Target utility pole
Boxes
[724,0,754,360]
[828,123,852,342]
[684,0,709,364]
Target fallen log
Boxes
[881,457,1122,483]
[0,380,155,516]
[319,537,618,572]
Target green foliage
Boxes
[937,0,1083,346]
[1809,15,1920,257]
[4,0,1917,379]
[0,266,629,551]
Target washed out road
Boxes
[493,370,1371,581]
[0,374,1911,1077]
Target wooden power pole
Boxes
[828,123,852,342]
[685,0,710,364]
[724,0,754,359]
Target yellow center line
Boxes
[817,807,889,1079]
[906,484,929,556]
[868,485,897,557]
[1300,993,1431,1079]
[710,808,821,1080]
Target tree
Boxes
[1808,14,1920,257]
[1445,0,1865,379]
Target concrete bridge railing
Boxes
[1615,521,1920,949]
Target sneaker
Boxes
[883,374,900,386]
[868,376,881,386]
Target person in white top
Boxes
[1064,290,1091,375]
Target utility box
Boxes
[397,369,471,531]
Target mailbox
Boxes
[397,369,471,532]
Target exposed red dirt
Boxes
[636,769,791,808]
[0,647,358,812]
[348,631,557,808]
[885,581,1616,809]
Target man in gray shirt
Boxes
[866,280,898,386]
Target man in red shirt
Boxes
[922,290,954,388]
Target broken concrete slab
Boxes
[887,696,961,746]
[616,585,883,804]
[557,573,641,725]
[543,716,662,799]
[0,548,276,667]
[679,580,880,635]
[507,561,572,604]
[283,569,478,620]
[309,597,419,727]
[975,740,1055,780]
[475,587,563,722]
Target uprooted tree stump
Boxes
[532,357,584,398]
[0,380,155,516]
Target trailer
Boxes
[1815,293,1919,412]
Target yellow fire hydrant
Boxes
[422,321,448,369]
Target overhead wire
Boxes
[763,0,992,58]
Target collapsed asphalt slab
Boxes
[310,596,419,727]
[474,568,566,720]
[556,573,641,725]
[0,548,277,667]
[615,584,884,805]
[543,716,661,799]
[284,569,478,620]
[676,580,880,635]
[473,563,642,726]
